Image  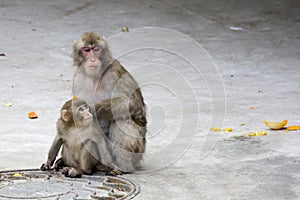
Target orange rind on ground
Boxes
[223,127,233,132]
[13,173,22,177]
[263,119,288,130]
[248,131,267,137]
[286,126,300,131]
[210,127,221,131]
[28,111,38,119]
[210,127,233,132]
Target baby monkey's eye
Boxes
[78,107,84,112]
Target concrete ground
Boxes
[0,0,299,199]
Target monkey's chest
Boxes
[63,135,84,162]
[73,76,113,105]
[95,80,115,103]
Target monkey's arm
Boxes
[95,96,146,127]
[95,97,130,120]
[41,135,63,170]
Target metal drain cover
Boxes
[0,169,139,199]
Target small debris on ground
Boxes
[248,131,267,137]
[122,26,129,32]
[229,26,244,31]
[5,102,13,107]
[28,111,38,119]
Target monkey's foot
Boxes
[62,167,82,178]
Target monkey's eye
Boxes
[93,46,102,52]
[81,46,102,53]
[78,107,84,113]
[81,47,91,53]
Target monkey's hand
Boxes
[95,97,132,121]
[40,160,54,170]
[40,163,52,170]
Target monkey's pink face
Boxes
[81,46,103,76]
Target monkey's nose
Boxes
[90,59,96,62]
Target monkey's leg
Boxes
[109,120,146,172]
[80,140,100,175]
[83,140,121,175]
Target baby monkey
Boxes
[41,98,120,177]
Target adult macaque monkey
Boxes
[72,32,147,172]
[41,98,120,177]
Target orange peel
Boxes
[13,173,22,177]
[286,126,300,131]
[248,131,267,137]
[223,127,233,132]
[210,127,221,131]
[210,127,233,132]
[263,119,288,130]
[28,111,38,119]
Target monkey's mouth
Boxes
[84,116,92,121]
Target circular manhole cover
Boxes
[0,169,139,199]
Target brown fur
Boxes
[72,32,147,172]
[41,98,120,177]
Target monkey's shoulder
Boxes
[56,119,72,134]
[109,60,127,73]
[105,60,140,90]
[106,60,132,81]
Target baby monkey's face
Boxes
[75,103,93,127]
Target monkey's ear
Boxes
[61,110,72,122]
